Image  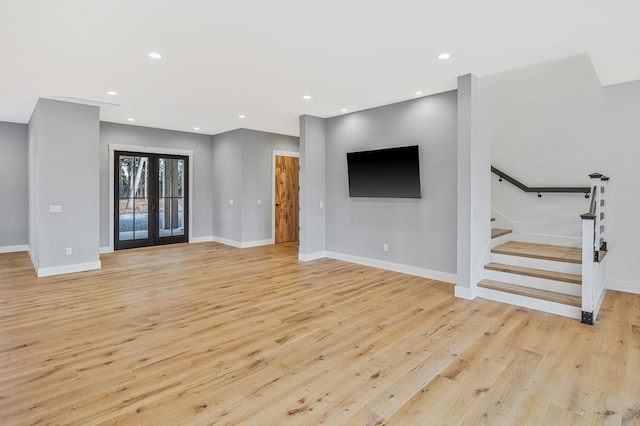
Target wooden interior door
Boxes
[275,156,299,243]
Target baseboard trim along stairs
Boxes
[479,228,584,320]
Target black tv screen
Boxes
[347,145,421,198]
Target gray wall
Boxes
[212,128,299,243]
[212,130,243,242]
[325,91,458,275]
[0,121,28,248]
[486,54,605,239]
[299,115,327,257]
[100,122,215,247]
[603,79,640,290]
[484,53,640,292]
[28,99,100,270]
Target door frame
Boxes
[108,144,194,253]
[272,150,300,244]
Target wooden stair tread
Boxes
[492,241,581,264]
[484,262,581,284]
[478,279,581,308]
[491,228,512,239]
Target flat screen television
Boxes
[347,145,421,198]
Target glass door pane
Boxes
[116,154,152,247]
[158,157,185,238]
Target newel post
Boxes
[580,211,596,325]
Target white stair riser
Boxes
[477,287,582,319]
[490,232,513,248]
[490,253,582,275]
[483,270,581,296]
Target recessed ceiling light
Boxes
[238,115,246,119]
[194,127,200,131]
[341,108,348,113]
[302,95,312,100]
[127,118,135,122]
[106,91,117,96]
[415,91,423,96]
[148,52,162,59]
[438,53,451,60]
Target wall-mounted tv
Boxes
[347,145,421,198]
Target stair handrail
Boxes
[580,173,609,325]
[492,166,591,198]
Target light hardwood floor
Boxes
[0,242,639,425]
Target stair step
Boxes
[492,241,581,264]
[478,279,581,308]
[491,228,512,239]
[484,262,581,284]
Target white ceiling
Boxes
[1,0,639,137]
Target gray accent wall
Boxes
[100,122,215,247]
[299,115,326,257]
[212,128,299,243]
[28,99,100,271]
[325,91,458,275]
[0,121,28,248]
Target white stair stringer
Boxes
[483,269,582,296]
[477,286,582,319]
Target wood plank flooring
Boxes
[484,262,582,284]
[478,279,582,308]
[492,241,583,264]
[1,242,639,425]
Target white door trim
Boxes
[108,144,194,252]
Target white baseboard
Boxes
[325,251,457,284]
[512,233,581,248]
[607,279,640,295]
[36,260,102,278]
[99,246,113,254]
[212,236,274,249]
[191,236,214,244]
[28,249,38,273]
[240,239,274,248]
[0,244,28,253]
[212,236,242,248]
[298,251,327,262]
[455,286,476,300]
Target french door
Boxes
[114,151,189,250]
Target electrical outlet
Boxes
[257,199,262,205]
[66,247,72,255]
[383,244,388,252]
[229,199,234,205]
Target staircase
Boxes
[477,233,584,319]
[477,172,609,323]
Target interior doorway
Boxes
[274,155,299,243]
[114,151,189,250]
